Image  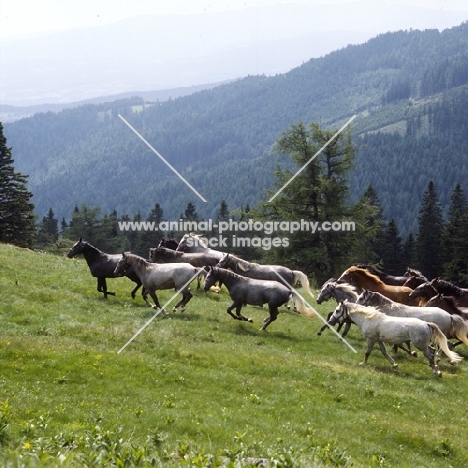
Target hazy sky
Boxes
[2,0,468,38]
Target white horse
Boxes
[114,252,200,312]
[356,290,468,348]
[330,301,463,377]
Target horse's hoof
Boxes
[152,305,158,310]
[317,332,322,336]
[392,363,398,368]
[411,352,418,357]
[248,318,253,323]
[172,307,177,313]
[180,307,186,313]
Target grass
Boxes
[1,242,468,466]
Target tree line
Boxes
[4,118,467,287]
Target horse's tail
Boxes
[450,315,468,345]
[293,271,314,298]
[429,323,463,364]
[291,291,319,319]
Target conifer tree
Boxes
[0,123,36,247]
[442,183,468,285]
[256,121,358,279]
[415,180,444,278]
[380,219,404,274]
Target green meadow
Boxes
[1,243,468,467]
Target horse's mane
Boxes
[155,247,182,258]
[355,264,388,277]
[124,252,151,269]
[210,266,247,282]
[335,282,359,299]
[360,290,400,309]
[406,267,425,278]
[433,278,465,297]
[343,266,384,285]
[346,302,381,318]
[223,254,257,273]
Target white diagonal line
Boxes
[118,114,207,203]
[268,115,357,202]
[269,267,357,353]
[117,268,202,354]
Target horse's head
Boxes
[148,248,157,262]
[409,281,436,299]
[216,253,230,270]
[158,236,179,250]
[114,252,130,277]
[316,278,337,304]
[329,301,349,326]
[177,233,207,252]
[356,289,373,306]
[67,237,85,258]
[203,266,218,292]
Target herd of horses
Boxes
[67,234,468,377]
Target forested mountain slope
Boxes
[4,22,468,234]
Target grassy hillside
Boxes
[1,243,468,466]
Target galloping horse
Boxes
[338,266,418,305]
[149,246,218,290]
[149,246,219,268]
[425,294,468,320]
[410,278,468,307]
[176,233,225,261]
[329,301,463,377]
[354,264,410,286]
[203,267,317,331]
[316,279,358,337]
[216,253,313,298]
[114,252,200,312]
[67,238,142,299]
[357,290,468,349]
[157,236,180,250]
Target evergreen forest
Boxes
[3,22,468,283]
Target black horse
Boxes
[157,236,180,250]
[204,267,317,331]
[67,238,142,299]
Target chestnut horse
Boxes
[338,266,418,306]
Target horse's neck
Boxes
[334,287,356,302]
[437,280,463,296]
[81,244,106,264]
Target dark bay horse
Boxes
[338,266,418,306]
[216,253,313,298]
[425,294,468,320]
[158,236,180,250]
[410,278,468,307]
[67,238,142,299]
[203,267,317,331]
[114,252,200,311]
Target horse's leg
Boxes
[144,289,161,310]
[173,289,193,312]
[97,277,115,298]
[397,342,417,357]
[260,306,279,331]
[226,303,252,322]
[317,312,333,336]
[422,345,441,377]
[130,281,142,299]
[360,339,377,366]
[376,341,398,368]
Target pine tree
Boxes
[0,122,36,247]
[182,201,199,221]
[256,121,357,280]
[442,183,468,285]
[216,200,230,221]
[36,207,59,247]
[415,181,444,278]
[380,219,405,275]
